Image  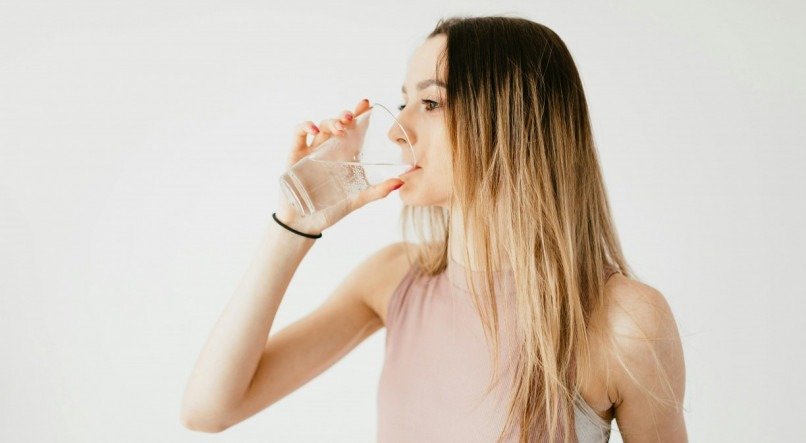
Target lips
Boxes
[400,166,421,179]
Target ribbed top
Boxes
[377,256,617,442]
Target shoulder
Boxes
[603,275,682,352]
[357,241,420,278]
[353,242,421,324]
[600,274,688,438]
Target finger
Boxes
[339,109,354,125]
[333,101,369,132]
[309,118,333,147]
[310,100,370,149]
[354,98,371,116]
[352,178,405,208]
[351,98,371,121]
[334,100,369,133]
[311,118,347,146]
[293,121,320,152]
[330,118,346,135]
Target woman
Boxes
[180,15,688,442]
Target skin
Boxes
[180,35,687,442]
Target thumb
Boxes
[353,178,405,208]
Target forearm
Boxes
[181,215,316,420]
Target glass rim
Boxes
[368,102,417,167]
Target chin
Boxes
[397,192,444,208]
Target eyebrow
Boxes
[401,79,447,94]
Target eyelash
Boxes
[397,99,441,112]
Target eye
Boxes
[397,99,442,112]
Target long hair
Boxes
[398,15,675,442]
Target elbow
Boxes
[179,407,230,433]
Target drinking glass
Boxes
[278,102,417,218]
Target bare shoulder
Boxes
[598,273,688,440]
[353,241,421,327]
[601,274,682,347]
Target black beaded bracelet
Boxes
[272,212,322,239]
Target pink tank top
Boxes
[377,256,617,442]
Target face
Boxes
[389,34,453,208]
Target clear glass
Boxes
[278,102,417,218]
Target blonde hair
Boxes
[397,15,680,442]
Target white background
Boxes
[1,1,804,441]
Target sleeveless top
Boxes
[377,256,619,442]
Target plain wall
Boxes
[1,1,804,441]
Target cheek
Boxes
[434,163,452,184]
[421,167,453,194]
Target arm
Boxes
[179,98,403,432]
[179,221,405,432]
[179,217,317,432]
[212,242,408,431]
[607,283,688,442]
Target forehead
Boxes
[404,34,447,85]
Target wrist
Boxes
[268,215,318,246]
[272,211,322,239]
[275,208,301,227]
[267,224,317,262]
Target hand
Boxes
[275,98,405,235]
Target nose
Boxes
[387,115,418,166]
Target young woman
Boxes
[181,15,688,443]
